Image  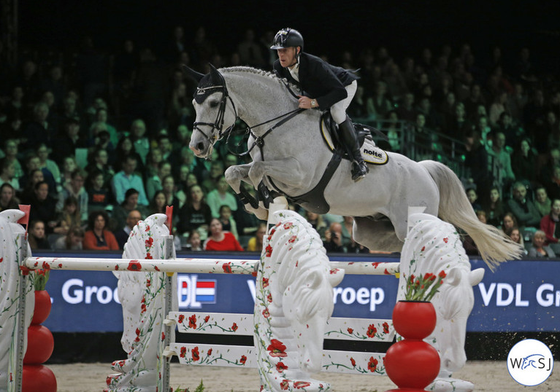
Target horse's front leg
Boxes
[225,163,269,220]
[248,158,306,189]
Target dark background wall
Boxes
[18,1,560,69]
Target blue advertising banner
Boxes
[38,252,560,333]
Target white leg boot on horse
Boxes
[338,117,369,182]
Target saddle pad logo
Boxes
[321,119,388,165]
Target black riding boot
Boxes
[338,117,369,182]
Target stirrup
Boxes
[351,161,369,182]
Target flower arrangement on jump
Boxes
[34,269,50,291]
[404,271,447,302]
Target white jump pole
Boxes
[23,257,400,276]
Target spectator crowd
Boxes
[1,26,560,257]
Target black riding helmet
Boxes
[270,28,304,51]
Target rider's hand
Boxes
[298,95,317,109]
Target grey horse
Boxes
[187,65,522,268]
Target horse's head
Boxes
[185,64,237,159]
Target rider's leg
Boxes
[331,81,369,182]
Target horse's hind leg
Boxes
[353,216,403,253]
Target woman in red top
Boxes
[83,210,119,250]
[204,218,243,252]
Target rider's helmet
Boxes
[270,28,304,52]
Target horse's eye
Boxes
[209,101,219,108]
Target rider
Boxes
[270,27,369,182]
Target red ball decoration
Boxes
[385,340,440,389]
[22,365,57,392]
[24,325,54,364]
[392,300,437,340]
[32,290,52,324]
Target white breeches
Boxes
[330,80,357,124]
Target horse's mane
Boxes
[220,66,300,92]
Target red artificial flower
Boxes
[366,324,377,338]
[262,308,270,318]
[294,381,311,389]
[276,361,288,372]
[146,252,153,259]
[145,237,154,248]
[288,235,297,243]
[161,332,165,341]
[383,322,390,334]
[189,314,197,329]
[207,348,213,356]
[439,270,447,278]
[267,339,287,357]
[265,244,273,257]
[347,328,354,334]
[231,322,238,332]
[443,237,448,243]
[371,262,380,268]
[283,222,293,230]
[368,357,378,372]
[204,315,210,323]
[240,355,247,365]
[192,346,200,361]
[350,357,356,367]
[280,380,290,390]
[127,260,142,271]
[222,262,233,274]
[41,261,51,270]
[145,224,150,232]
[180,347,187,358]
[146,279,151,287]
[267,293,273,303]
[262,277,269,288]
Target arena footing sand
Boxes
[49,361,559,391]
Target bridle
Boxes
[192,81,238,145]
[192,72,304,159]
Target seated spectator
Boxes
[304,210,328,240]
[204,218,243,251]
[218,205,238,240]
[483,187,506,227]
[541,165,560,202]
[91,107,119,146]
[246,222,267,252]
[22,102,56,151]
[511,139,537,187]
[56,169,89,223]
[201,160,224,194]
[87,170,111,212]
[83,210,119,251]
[60,156,78,190]
[146,161,172,201]
[540,199,560,255]
[466,187,482,212]
[0,183,20,212]
[111,188,148,232]
[111,155,149,206]
[534,186,552,219]
[114,209,142,250]
[323,222,345,253]
[185,230,202,251]
[113,135,144,174]
[0,158,20,191]
[144,148,164,180]
[20,153,57,199]
[505,227,526,253]
[28,220,51,250]
[85,147,114,189]
[177,185,212,237]
[36,143,61,190]
[476,210,487,223]
[2,139,24,180]
[28,181,58,234]
[500,212,519,234]
[149,190,167,215]
[207,176,237,218]
[54,226,85,250]
[527,230,556,258]
[53,196,82,236]
[487,131,516,194]
[507,182,541,230]
[130,119,150,165]
[52,119,86,166]
[18,169,44,203]
[161,175,185,210]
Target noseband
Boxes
[192,83,238,144]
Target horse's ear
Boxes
[208,63,223,85]
[182,65,204,83]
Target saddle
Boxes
[254,113,389,215]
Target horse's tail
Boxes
[419,160,523,270]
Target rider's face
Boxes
[277,47,298,68]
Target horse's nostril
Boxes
[197,142,204,151]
